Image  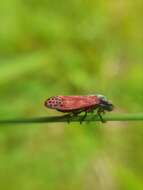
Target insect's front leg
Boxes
[97,108,106,123]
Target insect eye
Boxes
[97,94,107,101]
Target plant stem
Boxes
[0,113,143,125]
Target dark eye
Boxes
[97,94,107,101]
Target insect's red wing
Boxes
[57,96,100,111]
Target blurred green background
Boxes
[0,0,143,189]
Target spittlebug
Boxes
[44,95,114,123]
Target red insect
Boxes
[44,95,114,123]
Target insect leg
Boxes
[67,110,83,124]
[80,107,96,124]
[67,112,76,123]
[97,108,106,123]
[80,111,87,124]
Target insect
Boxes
[44,95,114,123]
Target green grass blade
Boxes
[0,113,143,125]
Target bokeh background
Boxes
[0,0,143,189]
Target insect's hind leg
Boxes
[80,111,88,124]
[67,109,90,124]
[72,109,88,124]
[67,110,83,124]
